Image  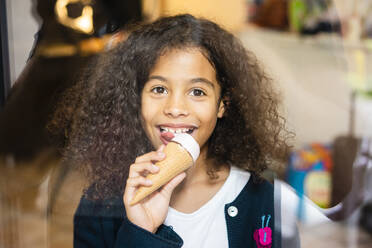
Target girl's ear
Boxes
[217,99,226,118]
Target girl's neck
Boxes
[169,146,230,213]
[175,146,230,190]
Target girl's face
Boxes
[141,48,225,151]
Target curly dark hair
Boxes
[58,14,292,200]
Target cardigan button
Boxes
[227,206,238,217]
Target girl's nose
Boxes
[163,95,189,118]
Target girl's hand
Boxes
[123,145,186,233]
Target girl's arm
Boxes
[115,216,183,247]
[74,145,185,247]
[74,212,183,248]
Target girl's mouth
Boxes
[157,125,197,145]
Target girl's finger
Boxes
[128,162,159,178]
[135,145,166,164]
[125,146,166,205]
[124,176,153,204]
[126,176,153,187]
[158,144,165,152]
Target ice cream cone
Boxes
[130,134,199,205]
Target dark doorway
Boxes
[0,0,11,108]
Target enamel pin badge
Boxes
[253,214,272,248]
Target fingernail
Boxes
[153,165,159,171]
[146,179,153,185]
[157,152,165,158]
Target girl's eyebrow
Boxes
[148,75,167,82]
[148,75,215,88]
[190,78,215,89]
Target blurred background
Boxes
[0,0,372,247]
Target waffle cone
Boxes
[130,142,193,205]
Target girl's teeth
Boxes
[160,127,193,134]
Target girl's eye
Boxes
[190,88,206,97]
[151,86,168,94]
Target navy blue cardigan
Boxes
[74,177,281,247]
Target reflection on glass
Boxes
[55,0,94,34]
[1,1,372,248]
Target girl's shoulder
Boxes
[229,166,274,202]
[230,166,274,189]
[74,187,124,218]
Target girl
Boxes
[69,14,291,248]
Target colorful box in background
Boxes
[287,143,333,217]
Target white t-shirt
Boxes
[164,166,330,248]
[164,166,250,248]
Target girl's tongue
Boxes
[160,132,175,142]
